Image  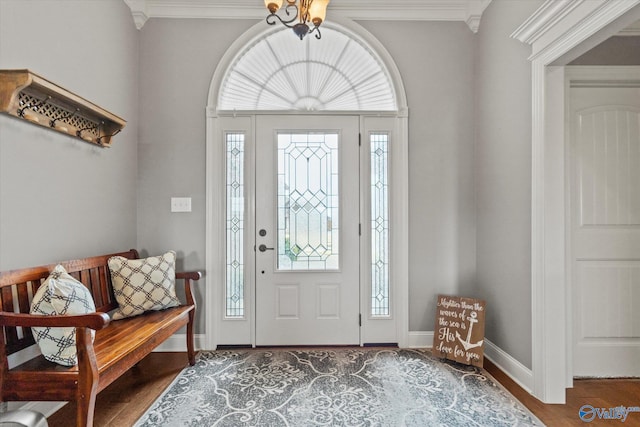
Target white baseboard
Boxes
[9,402,67,419]
[151,334,206,352]
[408,330,433,348]
[407,331,533,393]
[483,339,534,393]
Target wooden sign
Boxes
[433,294,486,367]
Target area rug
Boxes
[135,348,543,426]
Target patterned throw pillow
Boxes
[108,251,180,320]
[30,264,96,366]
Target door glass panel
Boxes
[226,132,245,317]
[277,132,339,271]
[371,133,390,316]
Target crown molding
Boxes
[511,0,640,61]
[123,0,491,32]
[511,0,585,45]
[123,0,149,29]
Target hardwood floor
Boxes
[46,351,640,426]
[47,352,188,427]
[484,359,640,426]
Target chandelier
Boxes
[264,0,331,40]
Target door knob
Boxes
[258,244,274,252]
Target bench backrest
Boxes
[0,249,139,355]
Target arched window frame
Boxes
[217,25,397,112]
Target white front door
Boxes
[255,115,360,346]
[570,79,640,377]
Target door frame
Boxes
[512,0,640,403]
[206,112,407,348]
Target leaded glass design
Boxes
[278,133,339,271]
[226,133,245,317]
[371,133,390,316]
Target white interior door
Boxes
[255,115,360,346]
[570,81,640,377]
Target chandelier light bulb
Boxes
[308,0,329,26]
[265,0,330,40]
[264,0,283,14]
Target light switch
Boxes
[171,197,192,212]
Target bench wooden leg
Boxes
[187,309,196,366]
[76,328,99,427]
[77,391,97,427]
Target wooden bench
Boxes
[0,249,201,427]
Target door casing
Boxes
[207,112,407,348]
[205,17,409,353]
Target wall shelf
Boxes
[0,69,126,147]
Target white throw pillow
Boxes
[108,251,179,320]
[30,264,96,366]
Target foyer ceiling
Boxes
[123,0,492,32]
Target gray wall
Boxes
[0,0,549,373]
[357,21,476,331]
[138,19,256,333]
[137,18,477,335]
[474,0,544,369]
[0,0,139,270]
[570,36,640,65]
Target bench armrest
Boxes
[176,271,201,307]
[176,271,201,281]
[0,312,111,330]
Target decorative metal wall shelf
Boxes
[0,69,126,147]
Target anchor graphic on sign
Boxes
[456,311,484,351]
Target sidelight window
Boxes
[226,132,245,317]
[371,133,390,316]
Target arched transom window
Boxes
[218,26,397,111]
